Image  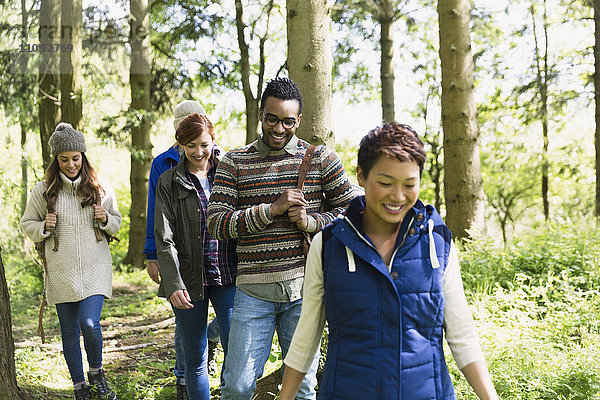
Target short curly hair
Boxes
[357,122,426,178]
[260,77,303,114]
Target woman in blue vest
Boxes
[279,122,499,399]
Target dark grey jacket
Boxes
[154,158,208,301]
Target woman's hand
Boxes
[93,203,107,224]
[146,261,161,284]
[45,212,57,231]
[170,289,194,309]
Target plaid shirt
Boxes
[187,170,237,286]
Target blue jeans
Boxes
[174,311,222,385]
[55,295,105,384]
[220,290,318,400]
[172,285,235,400]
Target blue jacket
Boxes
[144,145,180,260]
[319,196,456,400]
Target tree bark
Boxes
[379,0,395,122]
[437,0,485,239]
[235,0,273,144]
[124,0,153,268]
[39,0,61,169]
[60,0,83,129]
[530,0,550,221]
[20,0,29,215]
[594,0,600,221]
[0,247,24,399]
[286,0,334,146]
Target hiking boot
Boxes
[176,382,189,400]
[207,339,219,375]
[74,385,91,400]
[88,369,117,400]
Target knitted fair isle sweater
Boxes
[20,173,121,305]
[207,136,355,285]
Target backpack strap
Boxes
[297,145,316,191]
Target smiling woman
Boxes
[279,122,499,400]
[20,122,121,400]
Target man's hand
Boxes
[170,289,194,309]
[288,205,309,231]
[270,189,308,217]
[146,261,161,284]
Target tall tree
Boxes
[124,0,153,268]
[60,0,83,129]
[287,0,334,146]
[530,0,550,220]
[20,0,31,215]
[331,0,401,122]
[234,0,274,144]
[437,0,485,239]
[378,0,396,122]
[0,246,24,399]
[39,0,61,169]
[595,0,600,221]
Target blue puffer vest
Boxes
[319,196,456,400]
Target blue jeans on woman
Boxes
[55,294,105,384]
[220,290,319,400]
[174,315,222,385]
[171,285,235,400]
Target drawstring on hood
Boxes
[428,219,440,269]
[346,245,356,272]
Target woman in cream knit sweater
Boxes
[20,122,121,400]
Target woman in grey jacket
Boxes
[154,113,236,400]
[20,123,121,400]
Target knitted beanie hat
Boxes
[48,122,87,156]
[173,100,206,130]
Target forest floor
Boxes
[12,270,283,400]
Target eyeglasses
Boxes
[264,113,298,130]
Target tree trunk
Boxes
[594,0,599,222]
[0,247,24,399]
[234,0,264,145]
[286,0,334,146]
[124,0,152,268]
[60,0,83,129]
[530,0,550,221]
[379,0,395,123]
[39,0,61,169]
[437,0,485,239]
[20,0,29,215]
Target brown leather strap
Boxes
[37,292,46,344]
[93,227,103,242]
[297,145,316,191]
[37,243,49,344]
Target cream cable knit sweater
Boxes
[20,173,121,305]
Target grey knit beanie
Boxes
[173,100,206,130]
[48,122,87,156]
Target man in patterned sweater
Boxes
[207,77,355,399]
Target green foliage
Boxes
[450,224,600,399]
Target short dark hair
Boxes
[357,122,426,178]
[260,77,303,114]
